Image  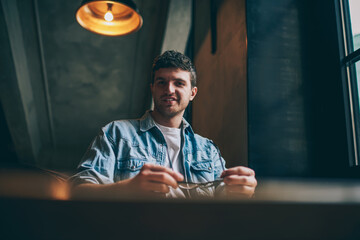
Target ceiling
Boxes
[0,0,192,170]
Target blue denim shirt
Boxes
[70,111,226,197]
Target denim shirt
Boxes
[70,111,226,198]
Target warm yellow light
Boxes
[76,0,143,36]
[104,10,114,22]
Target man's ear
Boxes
[190,87,198,101]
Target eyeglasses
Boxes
[178,179,223,190]
[178,141,225,190]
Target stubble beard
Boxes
[153,98,187,119]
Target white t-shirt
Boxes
[154,122,182,173]
[154,122,186,198]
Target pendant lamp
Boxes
[76,0,143,36]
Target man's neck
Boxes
[150,111,183,128]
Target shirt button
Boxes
[131,166,135,169]
[208,167,212,170]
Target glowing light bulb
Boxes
[104,11,114,22]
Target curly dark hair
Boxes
[151,50,197,87]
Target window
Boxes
[336,0,360,166]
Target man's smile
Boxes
[161,96,178,103]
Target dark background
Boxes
[247,0,356,178]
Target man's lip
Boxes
[161,97,177,101]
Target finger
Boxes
[223,175,257,187]
[142,163,184,181]
[221,166,255,177]
[141,190,167,199]
[142,182,171,193]
[220,166,255,178]
[224,185,255,197]
[144,171,179,189]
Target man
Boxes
[70,50,257,199]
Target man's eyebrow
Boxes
[174,78,186,82]
[154,77,186,82]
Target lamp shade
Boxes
[76,0,143,36]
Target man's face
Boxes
[151,68,197,119]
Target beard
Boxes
[153,97,189,119]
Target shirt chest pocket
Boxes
[114,141,159,181]
[115,159,146,181]
[190,160,214,183]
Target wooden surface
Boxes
[193,0,248,168]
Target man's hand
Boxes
[71,163,183,200]
[220,166,257,198]
[123,163,184,197]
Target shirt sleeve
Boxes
[68,124,117,187]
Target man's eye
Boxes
[157,81,165,85]
[176,82,185,86]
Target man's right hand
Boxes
[121,163,184,197]
[71,163,183,200]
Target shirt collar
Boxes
[139,110,194,134]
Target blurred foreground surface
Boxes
[1,168,360,240]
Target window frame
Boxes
[336,0,360,167]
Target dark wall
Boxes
[0,0,169,171]
[0,104,18,167]
[247,0,349,177]
[0,1,31,166]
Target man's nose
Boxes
[165,82,175,93]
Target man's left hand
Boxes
[220,166,257,198]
